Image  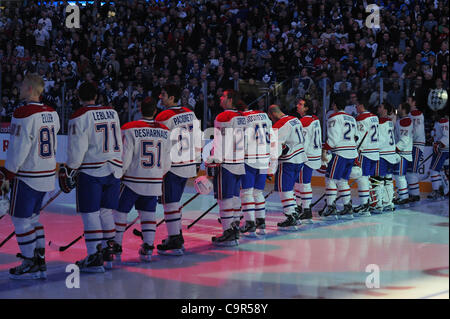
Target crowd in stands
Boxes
[0,0,448,142]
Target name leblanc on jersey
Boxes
[92,110,116,121]
[41,113,55,123]
[173,113,194,126]
[134,128,169,139]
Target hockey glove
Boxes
[58,164,78,193]
[433,142,444,154]
[0,167,14,195]
[281,144,290,156]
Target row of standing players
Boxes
[0,75,449,279]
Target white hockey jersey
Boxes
[212,109,247,175]
[378,117,398,164]
[121,119,171,196]
[355,111,379,161]
[272,115,308,164]
[409,110,426,152]
[433,118,449,152]
[394,116,413,162]
[155,106,201,179]
[67,105,123,178]
[300,115,322,169]
[243,110,272,170]
[5,102,60,192]
[323,111,358,159]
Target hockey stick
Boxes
[133,192,201,239]
[0,189,63,249]
[155,193,200,227]
[52,215,141,252]
[188,190,274,230]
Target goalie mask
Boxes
[194,176,213,195]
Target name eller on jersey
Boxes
[41,113,55,123]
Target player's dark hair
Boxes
[163,84,181,103]
[141,96,157,117]
[333,94,347,110]
[302,98,315,115]
[401,102,411,114]
[78,81,97,102]
[383,103,394,115]
[224,89,243,109]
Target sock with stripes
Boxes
[218,198,235,231]
[113,210,128,246]
[279,190,296,215]
[356,176,370,205]
[337,179,352,205]
[233,196,242,224]
[163,202,181,236]
[294,182,302,206]
[299,183,313,208]
[139,210,156,246]
[240,188,255,222]
[81,211,102,255]
[430,170,442,191]
[254,188,266,219]
[325,178,338,206]
[394,175,409,200]
[406,172,420,196]
[11,216,36,258]
[100,208,116,248]
[384,176,394,205]
[30,214,45,249]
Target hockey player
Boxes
[63,81,123,273]
[267,104,308,230]
[239,103,272,236]
[155,84,201,255]
[353,102,380,216]
[427,112,449,199]
[406,96,426,202]
[294,99,322,223]
[376,103,398,212]
[0,73,60,279]
[321,96,358,220]
[207,89,247,246]
[113,97,171,262]
[393,102,413,206]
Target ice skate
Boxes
[277,214,298,231]
[321,204,338,221]
[75,244,105,273]
[255,218,266,235]
[240,220,257,237]
[338,202,354,220]
[9,254,41,280]
[353,203,371,217]
[157,234,184,256]
[212,228,239,247]
[139,243,154,262]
